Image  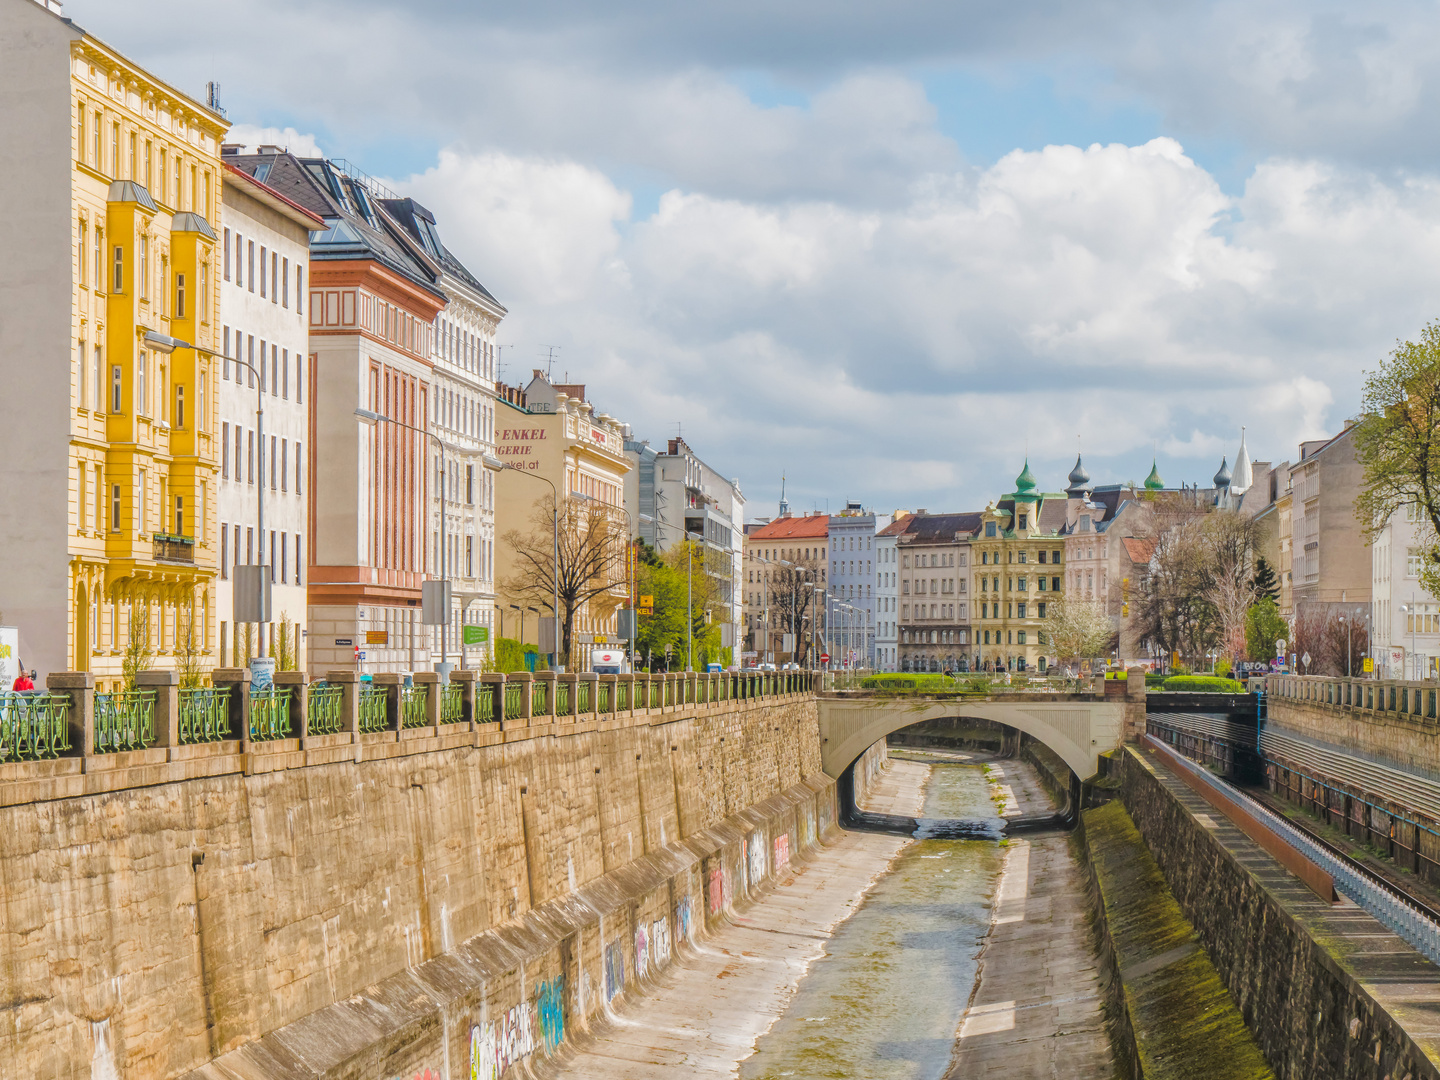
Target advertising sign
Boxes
[366,630,389,645]
[462,625,489,645]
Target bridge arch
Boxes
[817,696,1127,781]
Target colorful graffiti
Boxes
[802,807,817,849]
[469,998,539,1080]
[651,915,672,968]
[708,865,726,915]
[392,1071,440,1080]
[676,894,694,942]
[535,976,565,1054]
[635,923,649,980]
[774,832,791,870]
[604,941,625,1001]
[748,830,767,887]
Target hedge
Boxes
[1161,675,1245,693]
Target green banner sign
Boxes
[462,625,489,645]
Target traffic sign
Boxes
[1275,638,1287,651]
[1301,651,1312,670]
[820,653,830,664]
[1363,657,1375,673]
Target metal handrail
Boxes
[358,685,389,732]
[504,682,524,721]
[307,685,344,735]
[440,682,465,723]
[94,689,156,753]
[476,683,495,723]
[401,686,429,728]
[179,687,231,743]
[249,687,293,741]
[0,692,72,761]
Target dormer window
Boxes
[1018,514,1028,530]
[1080,516,1092,533]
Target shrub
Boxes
[1161,675,1245,693]
[493,636,527,673]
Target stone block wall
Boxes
[1268,693,1440,782]
[0,695,825,1078]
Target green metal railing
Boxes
[616,680,630,712]
[249,687,293,741]
[504,682,524,720]
[440,683,465,724]
[359,685,389,732]
[577,678,592,714]
[598,680,611,713]
[178,687,231,744]
[555,680,570,716]
[401,686,428,728]
[0,692,72,761]
[308,685,344,735]
[531,681,547,717]
[94,689,156,753]
[476,683,495,724]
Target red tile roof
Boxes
[1122,537,1156,564]
[878,514,913,537]
[746,514,832,540]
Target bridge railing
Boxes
[1266,673,1440,723]
[6,668,815,794]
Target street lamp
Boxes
[484,455,561,671]
[358,408,461,677]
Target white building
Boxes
[1371,506,1439,680]
[875,513,909,671]
[383,198,505,670]
[216,159,321,667]
[827,503,890,668]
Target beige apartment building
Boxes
[1289,424,1370,611]
[893,511,979,672]
[493,372,631,667]
[1,0,228,684]
[742,511,829,665]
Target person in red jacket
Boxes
[12,668,34,692]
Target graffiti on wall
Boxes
[748,831,767,888]
[605,942,625,1001]
[469,988,546,1080]
[708,865,726,915]
[802,807,817,849]
[676,894,694,942]
[774,833,790,870]
[392,1071,440,1080]
[471,1023,498,1080]
[535,976,565,1054]
[635,923,649,980]
[651,915,672,968]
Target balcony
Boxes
[153,533,195,564]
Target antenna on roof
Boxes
[538,344,560,379]
[495,343,515,382]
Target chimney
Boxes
[257,145,284,155]
[221,143,244,157]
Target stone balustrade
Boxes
[1266,672,1440,723]
[0,669,816,806]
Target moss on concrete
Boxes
[1083,800,1275,1080]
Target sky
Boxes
[68,0,1440,519]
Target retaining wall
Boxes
[1118,746,1440,1080]
[0,692,825,1078]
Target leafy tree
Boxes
[1250,556,1279,603]
[1045,597,1115,663]
[1355,321,1440,597]
[492,636,527,673]
[635,557,687,670]
[270,612,298,671]
[502,495,629,669]
[1243,598,1286,661]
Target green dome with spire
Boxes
[1144,459,1165,491]
[1010,458,1041,503]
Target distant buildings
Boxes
[827,502,889,667]
[742,511,829,665]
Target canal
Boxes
[738,757,1008,1080]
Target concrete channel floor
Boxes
[943,757,1118,1079]
[540,758,930,1078]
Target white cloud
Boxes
[224,124,323,158]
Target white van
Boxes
[591,649,630,675]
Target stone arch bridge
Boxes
[818,686,1146,781]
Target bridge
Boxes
[817,675,1146,781]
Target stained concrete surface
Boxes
[944,757,1117,1078]
[540,757,930,1078]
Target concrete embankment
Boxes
[0,690,827,1078]
[1116,744,1440,1080]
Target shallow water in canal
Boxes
[738,762,1006,1080]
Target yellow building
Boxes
[971,462,1068,673]
[0,0,228,686]
[492,371,632,669]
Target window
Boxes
[175,273,185,318]
[296,352,303,403]
[110,361,121,413]
[1039,550,1047,564]
[466,464,474,504]
[78,341,87,408]
[295,442,302,494]
[221,524,228,579]
[1017,631,1027,645]
[282,350,289,399]
[271,252,278,304]
[269,531,276,583]
[295,534,303,585]
[270,434,277,489]
[158,148,166,201]
[271,343,278,396]
[1052,550,1061,563]
[224,229,231,280]
[986,522,996,538]
[297,266,303,316]
[222,422,230,478]
[111,484,121,530]
[110,122,118,177]
[137,352,147,416]
[259,246,266,297]
[94,227,103,291]
[77,107,85,165]
[282,258,289,307]
[1038,602,1047,619]
[247,240,255,292]
[112,244,123,292]
[1409,550,1423,578]
[1018,514,1028,530]
[1018,551,1027,564]
[175,385,184,429]
[128,132,135,181]
[1017,602,1027,617]
[200,263,208,321]
[280,440,288,492]
[1052,576,1061,591]
[247,429,254,484]
[466,536,474,577]
[280,532,287,582]
[78,220,87,287]
[234,424,242,481]
[175,495,184,537]
[247,335,255,387]
[1038,576,1047,591]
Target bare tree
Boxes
[751,556,825,665]
[175,594,208,690]
[1201,512,1263,662]
[122,599,154,691]
[503,495,629,668]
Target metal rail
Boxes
[1145,730,1440,966]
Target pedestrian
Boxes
[12,666,34,692]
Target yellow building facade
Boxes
[1,0,228,686]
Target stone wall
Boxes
[0,694,825,1078]
[1267,693,1440,782]
[1118,747,1440,1080]
[849,738,890,807]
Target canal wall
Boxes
[1116,746,1440,1080]
[1267,677,1440,783]
[885,716,1009,754]
[1081,799,1273,1080]
[850,739,891,806]
[0,691,827,1079]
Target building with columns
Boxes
[0,0,228,685]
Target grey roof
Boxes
[1213,457,1232,487]
[380,197,506,312]
[170,211,217,239]
[1066,453,1091,495]
[898,512,984,542]
[227,153,445,300]
[107,180,157,211]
